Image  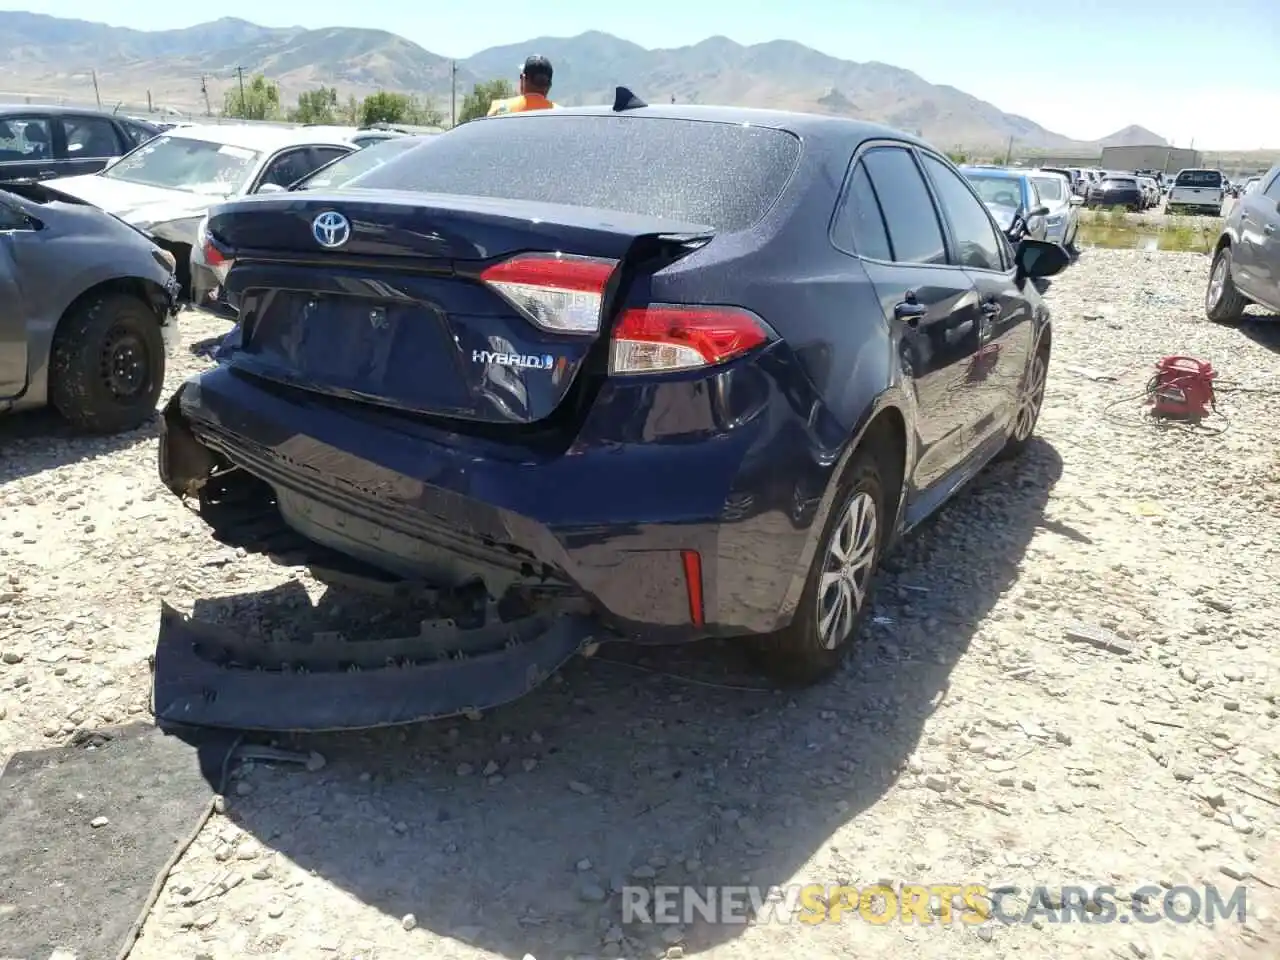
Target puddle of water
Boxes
[1077,224,1215,253]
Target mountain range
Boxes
[0,12,1169,151]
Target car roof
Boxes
[155,123,356,152]
[483,103,933,151]
[960,166,1027,181]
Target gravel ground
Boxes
[2,249,1279,960]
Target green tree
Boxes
[947,150,969,164]
[290,86,339,124]
[223,73,281,121]
[358,91,444,128]
[457,79,514,124]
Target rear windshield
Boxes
[349,115,801,232]
[1176,170,1222,187]
[1102,177,1136,186]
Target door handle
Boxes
[894,296,927,327]
[981,300,1002,318]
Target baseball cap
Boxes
[521,55,553,83]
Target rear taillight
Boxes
[609,304,772,375]
[196,216,233,284]
[480,253,618,334]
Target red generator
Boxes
[1150,356,1216,419]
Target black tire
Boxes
[751,446,890,686]
[999,339,1050,460]
[1205,246,1249,323]
[49,292,165,434]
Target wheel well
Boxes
[57,277,167,338]
[1215,235,1231,256]
[1038,324,1052,356]
[855,406,907,527]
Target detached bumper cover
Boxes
[151,601,598,732]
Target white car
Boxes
[1167,168,1226,215]
[42,124,359,299]
[1029,170,1082,248]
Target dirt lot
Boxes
[2,249,1279,960]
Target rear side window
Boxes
[834,162,891,261]
[351,115,800,232]
[860,147,946,266]
[1176,170,1222,187]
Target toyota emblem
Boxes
[312,211,351,249]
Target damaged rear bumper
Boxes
[151,601,598,732]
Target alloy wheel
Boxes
[1013,352,1047,442]
[816,491,878,650]
[1206,255,1227,312]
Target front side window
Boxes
[258,149,317,189]
[921,154,1005,272]
[103,135,262,196]
[63,116,122,159]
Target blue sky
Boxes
[10,0,1280,149]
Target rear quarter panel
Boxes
[643,131,913,629]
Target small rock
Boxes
[576,858,593,872]
[90,816,109,828]
[1172,767,1196,782]
[1179,665,1199,684]
[1129,941,1151,958]
[578,881,608,902]
[522,758,538,772]
[235,840,261,860]
[267,902,286,919]
[401,913,418,931]
[661,926,686,945]
[1198,786,1226,808]
[482,760,499,776]
[666,949,685,959]
[212,795,226,814]
[192,912,218,930]
[924,775,948,793]
[234,780,253,797]
[455,762,474,776]
[305,751,327,772]
[1220,864,1250,881]
[0,703,7,721]
[1,651,23,664]
[1224,700,1240,712]
[632,864,657,880]
[568,780,594,795]
[1021,779,1036,792]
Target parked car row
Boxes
[959,165,1082,249]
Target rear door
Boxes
[918,152,1033,441]
[0,115,58,184]
[57,114,129,177]
[0,197,33,397]
[835,144,986,492]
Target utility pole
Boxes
[235,66,246,112]
[1003,135,1014,166]
[91,69,102,109]
[146,90,152,112]
[200,74,211,116]
[450,60,458,127]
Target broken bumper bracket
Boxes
[151,603,598,733]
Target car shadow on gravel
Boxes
[1236,314,1280,353]
[205,438,1063,959]
[0,409,159,483]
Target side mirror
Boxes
[256,182,286,195]
[1070,195,1085,206]
[1015,239,1070,280]
[1028,205,1050,218]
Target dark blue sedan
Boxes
[155,98,1068,731]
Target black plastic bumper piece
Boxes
[151,602,598,733]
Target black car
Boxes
[157,100,1068,732]
[1087,174,1144,210]
[1206,163,1280,322]
[0,106,160,184]
[0,182,180,432]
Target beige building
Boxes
[1099,145,1202,174]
